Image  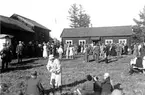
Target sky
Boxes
[0,0,145,40]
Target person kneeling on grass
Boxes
[129,55,145,74]
[75,75,96,95]
[101,73,114,95]
[26,71,44,95]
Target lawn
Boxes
[0,55,145,95]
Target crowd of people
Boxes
[0,40,60,72]
[62,42,130,63]
[0,40,145,95]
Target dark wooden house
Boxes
[10,14,51,43]
[60,26,134,46]
[0,15,35,42]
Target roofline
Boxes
[11,14,51,31]
[63,25,132,30]
[0,15,34,33]
[61,35,132,38]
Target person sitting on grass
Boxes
[26,71,44,95]
[93,76,102,95]
[101,73,114,95]
[76,75,95,95]
[129,54,145,74]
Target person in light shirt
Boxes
[46,54,61,88]
[57,45,63,59]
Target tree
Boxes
[68,4,91,28]
[132,6,145,42]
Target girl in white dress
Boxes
[69,45,74,59]
[43,43,48,58]
[46,55,61,88]
[66,45,70,59]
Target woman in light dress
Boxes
[57,45,63,59]
[69,45,74,59]
[46,55,61,88]
[43,43,48,58]
[66,45,70,59]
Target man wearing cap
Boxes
[16,41,23,63]
[46,54,61,88]
[26,71,44,95]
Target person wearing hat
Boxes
[101,73,114,95]
[0,43,11,72]
[26,71,44,95]
[46,54,62,88]
[16,41,23,63]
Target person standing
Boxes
[84,44,90,62]
[16,41,23,63]
[104,44,110,63]
[26,71,44,95]
[46,55,61,88]
[93,44,100,63]
[57,45,63,59]
[69,45,74,59]
[43,43,48,58]
[0,43,11,72]
[66,45,70,59]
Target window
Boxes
[118,39,127,45]
[79,40,86,45]
[105,39,113,45]
[65,40,73,45]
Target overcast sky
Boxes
[0,0,145,40]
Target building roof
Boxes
[11,14,50,31]
[61,26,133,38]
[0,15,34,33]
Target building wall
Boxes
[62,37,90,45]
[101,36,131,46]
[34,27,50,43]
[62,35,132,46]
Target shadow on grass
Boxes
[10,58,39,66]
[44,79,87,95]
[1,64,44,74]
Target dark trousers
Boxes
[94,53,99,63]
[84,54,89,62]
[105,56,108,63]
[1,60,8,72]
[17,54,22,63]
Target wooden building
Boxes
[0,14,51,43]
[60,26,134,46]
[0,15,35,42]
[11,14,51,43]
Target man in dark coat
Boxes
[124,44,128,55]
[0,43,12,72]
[104,45,110,63]
[84,45,90,62]
[140,43,145,58]
[101,73,113,95]
[16,41,23,63]
[93,44,100,63]
[26,71,44,95]
[93,76,102,95]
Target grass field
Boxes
[1,55,145,95]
